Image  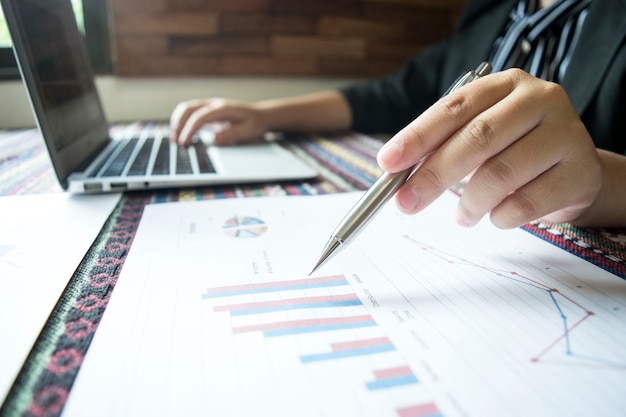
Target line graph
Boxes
[403,234,626,370]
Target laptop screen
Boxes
[3,0,110,187]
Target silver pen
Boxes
[309,62,492,275]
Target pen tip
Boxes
[308,259,323,277]
[308,263,321,277]
[308,237,342,277]
[307,263,320,277]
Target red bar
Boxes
[331,336,391,351]
[397,403,440,417]
[373,365,413,379]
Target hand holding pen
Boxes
[311,59,612,274]
[310,62,493,274]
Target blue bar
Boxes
[263,320,376,337]
[230,299,362,316]
[405,414,442,417]
[300,344,395,363]
[366,374,419,390]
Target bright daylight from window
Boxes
[0,0,85,47]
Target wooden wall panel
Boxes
[110,0,467,77]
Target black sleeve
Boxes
[339,0,511,135]
[340,39,450,135]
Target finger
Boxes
[169,100,209,143]
[488,152,599,228]
[456,80,599,228]
[487,129,599,228]
[394,70,545,214]
[456,124,563,227]
[177,105,243,146]
[176,106,215,146]
[377,70,518,174]
[213,124,259,146]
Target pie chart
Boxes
[223,216,267,238]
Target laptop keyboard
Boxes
[90,131,216,178]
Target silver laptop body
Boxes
[1,0,317,193]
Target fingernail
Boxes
[378,141,402,166]
[396,187,420,213]
[456,217,474,227]
[455,207,478,227]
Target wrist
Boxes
[570,149,626,227]
[254,99,295,132]
[255,91,352,133]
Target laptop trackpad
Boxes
[213,143,315,178]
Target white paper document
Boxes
[63,192,626,417]
[0,192,121,402]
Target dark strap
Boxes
[490,0,592,82]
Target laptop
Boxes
[1,0,317,193]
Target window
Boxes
[0,0,111,80]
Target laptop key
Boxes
[193,141,216,173]
[101,138,138,177]
[176,145,193,174]
[152,139,170,175]
[87,145,114,178]
[127,138,154,176]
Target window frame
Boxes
[0,0,112,81]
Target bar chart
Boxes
[202,274,442,417]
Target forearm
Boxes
[255,91,352,133]
[571,149,626,227]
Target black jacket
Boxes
[341,0,626,154]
